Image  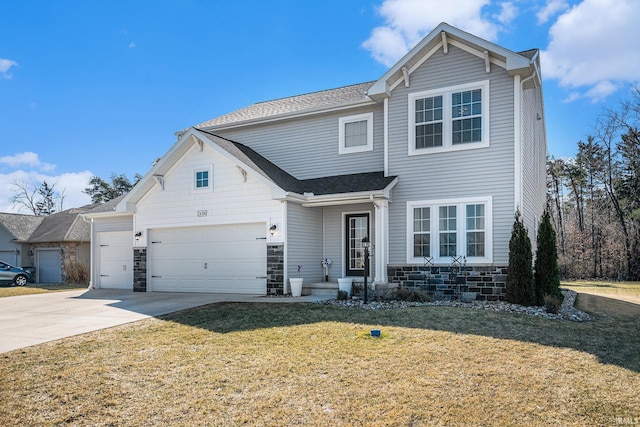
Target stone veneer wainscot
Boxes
[387,265,508,301]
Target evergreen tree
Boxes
[506,210,535,306]
[534,210,562,305]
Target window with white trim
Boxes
[193,166,213,191]
[409,81,489,155]
[407,197,492,264]
[339,112,373,154]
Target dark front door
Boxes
[345,213,370,277]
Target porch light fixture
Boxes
[269,224,277,236]
[135,231,142,241]
[362,236,370,304]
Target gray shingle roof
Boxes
[28,206,97,243]
[0,213,44,241]
[198,130,396,196]
[195,81,375,129]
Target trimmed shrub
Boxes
[336,290,349,300]
[543,294,563,314]
[506,210,535,306]
[534,210,563,305]
[395,288,433,302]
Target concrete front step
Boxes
[303,282,339,297]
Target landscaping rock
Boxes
[317,290,593,322]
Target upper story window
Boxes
[407,196,492,264]
[339,112,374,155]
[195,170,209,188]
[193,166,213,191]
[409,81,489,155]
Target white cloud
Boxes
[128,41,136,49]
[362,0,495,67]
[0,170,93,213]
[541,0,640,102]
[494,2,518,25]
[0,58,18,79]
[0,152,92,213]
[0,152,55,172]
[536,0,569,24]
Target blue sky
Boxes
[1,0,639,212]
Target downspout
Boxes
[82,216,95,289]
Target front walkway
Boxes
[0,289,329,354]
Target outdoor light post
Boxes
[362,236,370,304]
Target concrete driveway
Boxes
[0,289,327,354]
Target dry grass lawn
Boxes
[0,283,86,298]
[1,284,638,426]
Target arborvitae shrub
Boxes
[506,210,535,306]
[534,210,563,305]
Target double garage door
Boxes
[148,223,267,294]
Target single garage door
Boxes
[37,249,61,283]
[148,223,266,294]
[97,231,133,289]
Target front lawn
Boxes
[0,283,86,298]
[0,289,638,426]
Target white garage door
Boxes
[37,249,61,283]
[97,231,133,289]
[148,223,267,294]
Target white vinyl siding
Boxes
[135,144,282,234]
[406,197,493,265]
[408,80,490,155]
[339,112,374,154]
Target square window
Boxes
[195,171,208,188]
[339,113,373,154]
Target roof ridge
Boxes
[251,81,376,105]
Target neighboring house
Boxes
[0,213,43,267]
[85,23,546,300]
[0,206,94,283]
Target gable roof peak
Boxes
[367,22,536,101]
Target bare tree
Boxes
[10,180,65,216]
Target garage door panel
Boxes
[38,250,61,283]
[98,231,133,289]
[149,223,267,294]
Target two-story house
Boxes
[84,22,546,300]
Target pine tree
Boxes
[534,210,562,305]
[506,210,535,306]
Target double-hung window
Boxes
[339,112,374,154]
[407,197,492,264]
[409,81,489,155]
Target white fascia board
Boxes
[81,210,133,220]
[117,129,199,211]
[297,177,398,207]
[369,22,533,99]
[192,130,285,195]
[201,100,378,133]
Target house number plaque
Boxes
[197,210,207,217]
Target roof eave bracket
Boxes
[441,31,448,54]
[484,50,491,73]
[402,67,410,88]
